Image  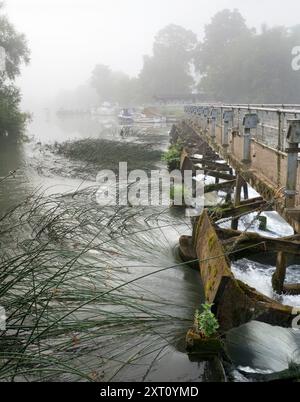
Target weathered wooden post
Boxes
[242,113,258,164]
[231,174,244,230]
[222,110,233,152]
[243,181,249,200]
[285,119,300,209]
[272,251,287,294]
[232,112,253,228]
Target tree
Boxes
[195,9,300,103]
[0,3,30,139]
[91,64,138,105]
[195,9,254,101]
[244,26,297,103]
[91,64,114,103]
[139,24,197,100]
[55,84,99,110]
[0,84,27,136]
[0,3,30,81]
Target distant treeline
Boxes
[87,9,300,105]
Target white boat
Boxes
[132,114,166,124]
[91,104,116,116]
[118,109,134,124]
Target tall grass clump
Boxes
[0,185,197,382]
[54,139,163,172]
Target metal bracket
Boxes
[196,106,203,116]
[287,119,300,144]
[223,110,234,123]
[243,113,259,129]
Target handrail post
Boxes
[285,119,300,208]
[197,106,202,129]
[210,108,217,141]
[242,113,258,164]
[277,111,283,151]
[223,110,233,151]
[203,107,208,131]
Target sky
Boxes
[4,0,300,109]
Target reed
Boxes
[0,186,196,382]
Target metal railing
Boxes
[184,104,300,209]
[184,104,300,151]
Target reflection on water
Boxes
[0,141,30,211]
[29,111,120,143]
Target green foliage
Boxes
[195,9,300,103]
[91,25,198,104]
[0,4,30,81]
[0,84,28,139]
[194,304,219,339]
[162,143,182,170]
[91,64,140,106]
[0,4,30,140]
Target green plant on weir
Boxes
[162,143,182,171]
[194,304,219,338]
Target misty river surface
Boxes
[0,112,300,381]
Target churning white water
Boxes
[232,260,300,307]
[231,208,300,307]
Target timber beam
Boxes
[208,199,268,220]
[204,180,236,194]
[193,160,232,172]
[216,227,300,256]
[204,170,236,181]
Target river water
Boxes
[0,111,300,382]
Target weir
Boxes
[173,104,300,332]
